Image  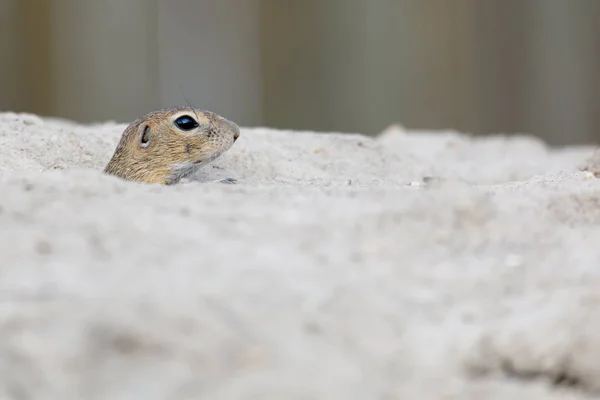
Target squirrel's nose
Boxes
[229,122,240,142]
[212,112,240,142]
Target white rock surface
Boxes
[0,111,600,399]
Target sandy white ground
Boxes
[0,111,600,399]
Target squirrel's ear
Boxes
[138,125,151,148]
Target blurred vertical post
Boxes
[366,0,474,134]
[524,0,600,145]
[0,0,51,114]
[21,0,52,116]
[48,0,160,123]
[156,0,263,127]
[0,0,21,111]
[260,0,368,133]
[458,0,533,137]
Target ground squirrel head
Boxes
[104,106,240,185]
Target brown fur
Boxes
[104,106,240,185]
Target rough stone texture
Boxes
[0,112,599,399]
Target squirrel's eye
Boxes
[174,115,199,131]
[139,125,150,148]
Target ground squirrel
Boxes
[104,106,240,185]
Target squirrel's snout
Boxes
[224,119,240,142]
[208,112,240,143]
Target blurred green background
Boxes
[1,0,599,145]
